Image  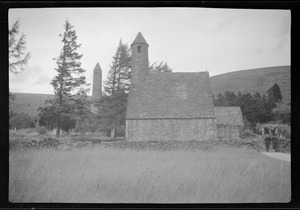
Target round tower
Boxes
[130,32,149,85]
[92,62,102,98]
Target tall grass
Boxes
[9,146,290,203]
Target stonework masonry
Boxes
[126,119,216,141]
[130,32,149,86]
[92,62,102,98]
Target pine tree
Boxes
[104,39,131,95]
[223,91,237,106]
[214,93,225,106]
[149,61,173,73]
[97,40,130,138]
[9,19,31,103]
[267,83,282,109]
[9,19,31,74]
[41,19,89,138]
[95,92,127,138]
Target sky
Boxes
[9,8,290,95]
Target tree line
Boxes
[213,83,290,129]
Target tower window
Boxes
[137,45,141,53]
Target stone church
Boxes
[127,32,217,141]
[93,32,244,141]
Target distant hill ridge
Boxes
[10,65,290,117]
[210,65,290,103]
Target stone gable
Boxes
[214,107,244,126]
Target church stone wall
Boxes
[126,119,216,141]
[216,124,242,140]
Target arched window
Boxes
[137,45,141,53]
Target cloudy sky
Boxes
[9,7,290,95]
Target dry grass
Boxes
[9,146,290,203]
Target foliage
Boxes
[267,83,283,109]
[104,39,131,95]
[37,126,47,135]
[149,61,173,73]
[213,83,286,129]
[272,102,291,124]
[39,19,89,138]
[9,113,35,129]
[38,104,76,133]
[37,105,56,130]
[9,19,31,73]
[94,92,128,137]
[73,111,100,133]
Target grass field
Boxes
[9,145,290,203]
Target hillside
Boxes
[9,93,94,117]
[9,93,54,117]
[10,65,290,117]
[210,66,290,103]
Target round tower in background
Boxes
[92,62,102,98]
[130,32,149,85]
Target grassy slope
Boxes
[9,93,92,117]
[9,93,54,117]
[210,65,290,103]
[9,146,290,203]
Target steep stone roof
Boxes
[214,107,244,126]
[126,72,215,119]
[131,32,149,46]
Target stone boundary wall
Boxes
[126,119,216,141]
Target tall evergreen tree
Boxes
[223,91,237,106]
[97,40,130,137]
[9,19,31,103]
[104,39,131,95]
[214,93,225,106]
[39,19,89,138]
[149,61,173,73]
[95,92,127,138]
[267,83,282,109]
[9,19,31,74]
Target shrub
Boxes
[276,124,291,139]
[240,129,257,139]
[37,126,47,135]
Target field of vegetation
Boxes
[9,129,291,203]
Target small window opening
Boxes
[137,45,141,53]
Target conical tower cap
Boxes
[94,62,102,71]
[131,32,149,46]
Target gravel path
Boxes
[261,152,291,162]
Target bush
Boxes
[276,124,291,139]
[240,129,257,139]
[262,123,290,139]
[37,126,47,135]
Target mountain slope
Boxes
[210,66,290,103]
[9,93,54,117]
[9,93,94,117]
